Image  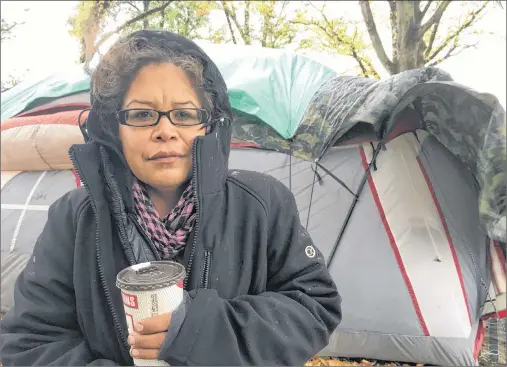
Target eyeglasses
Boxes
[116,108,210,127]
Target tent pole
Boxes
[289,142,293,192]
[306,166,319,230]
[326,143,383,269]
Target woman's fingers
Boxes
[130,347,161,360]
[128,331,167,349]
[135,312,172,334]
[128,313,172,360]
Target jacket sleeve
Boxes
[159,180,342,366]
[0,192,119,366]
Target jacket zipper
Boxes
[184,140,200,289]
[69,150,131,354]
[100,150,136,266]
[201,249,211,289]
[184,138,214,290]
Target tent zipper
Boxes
[68,149,131,354]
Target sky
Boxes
[1,0,505,107]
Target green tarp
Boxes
[0,66,91,123]
[197,42,338,138]
[1,42,337,139]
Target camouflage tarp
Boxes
[382,80,506,245]
[232,67,506,243]
[292,68,453,159]
[232,110,291,153]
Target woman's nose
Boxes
[153,115,178,141]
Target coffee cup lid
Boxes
[116,261,186,291]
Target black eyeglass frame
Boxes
[115,108,212,127]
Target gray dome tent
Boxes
[230,67,506,365]
[1,59,506,366]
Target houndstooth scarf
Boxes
[132,179,196,260]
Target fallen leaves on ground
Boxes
[305,357,426,366]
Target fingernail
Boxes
[134,323,143,332]
[127,335,135,345]
[131,349,139,357]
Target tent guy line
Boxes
[1,204,50,211]
[9,171,47,253]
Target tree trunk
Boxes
[220,1,238,44]
[81,1,105,71]
[159,7,165,28]
[395,1,425,73]
[243,1,251,45]
[143,1,150,29]
[79,37,86,64]
[359,0,395,74]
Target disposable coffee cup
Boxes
[116,261,186,366]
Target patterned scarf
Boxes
[132,179,196,260]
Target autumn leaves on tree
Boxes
[13,0,504,80]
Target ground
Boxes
[305,357,426,366]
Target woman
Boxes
[0,30,341,366]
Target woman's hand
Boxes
[128,313,172,360]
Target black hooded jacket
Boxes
[0,31,341,366]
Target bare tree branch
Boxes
[243,0,251,44]
[2,22,18,33]
[93,1,174,54]
[219,1,239,43]
[290,18,330,37]
[220,1,250,44]
[124,1,141,13]
[359,0,395,74]
[223,9,238,43]
[424,20,440,57]
[427,40,479,67]
[421,1,434,19]
[260,7,270,47]
[351,29,380,79]
[426,0,489,62]
[1,20,25,41]
[419,1,451,37]
[351,47,369,76]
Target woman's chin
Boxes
[142,170,191,189]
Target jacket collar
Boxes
[69,125,229,213]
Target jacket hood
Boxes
[80,30,234,207]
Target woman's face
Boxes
[119,63,206,191]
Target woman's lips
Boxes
[149,156,183,163]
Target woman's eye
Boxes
[131,111,154,120]
[174,110,191,120]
